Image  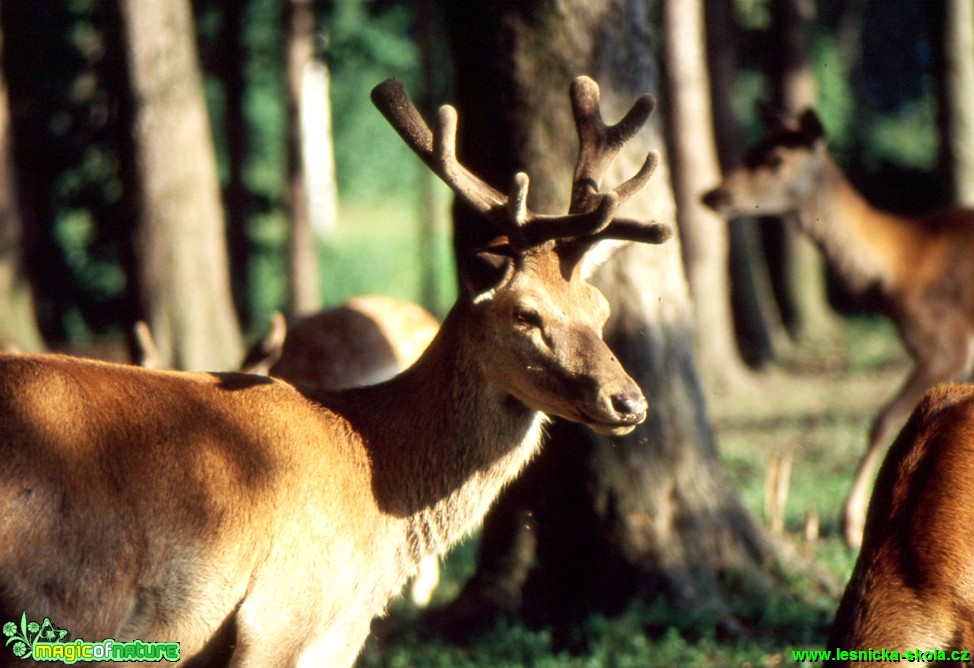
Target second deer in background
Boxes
[702,106,974,548]
[239,295,439,390]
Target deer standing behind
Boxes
[0,76,671,667]
[244,295,439,391]
[701,107,974,548]
[827,383,974,666]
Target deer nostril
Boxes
[611,392,647,420]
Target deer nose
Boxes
[611,391,647,423]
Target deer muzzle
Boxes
[700,187,734,216]
[578,374,647,436]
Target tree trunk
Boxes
[939,0,974,206]
[662,0,748,389]
[769,0,841,342]
[705,0,789,367]
[216,0,254,330]
[0,16,44,353]
[434,0,772,635]
[285,0,322,317]
[118,0,243,370]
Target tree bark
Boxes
[118,0,243,370]
[285,0,322,317]
[0,15,44,353]
[705,0,789,367]
[662,0,748,389]
[433,0,772,635]
[215,0,254,330]
[939,0,974,206]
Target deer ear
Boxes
[798,108,825,141]
[461,246,516,299]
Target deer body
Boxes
[1,308,545,666]
[702,109,974,547]
[0,77,670,666]
[827,384,974,666]
[262,295,440,391]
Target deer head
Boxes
[701,104,828,217]
[371,76,671,436]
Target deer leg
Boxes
[842,356,968,549]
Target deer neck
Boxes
[792,154,908,294]
[324,302,548,566]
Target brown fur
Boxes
[256,296,439,390]
[702,108,974,547]
[827,384,974,666]
[0,77,667,667]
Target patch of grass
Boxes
[319,198,457,319]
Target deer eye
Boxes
[766,151,784,169]
[513,307,543,330]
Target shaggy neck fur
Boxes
[323,301,548,568]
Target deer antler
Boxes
[565,76,671,246]
[372,79,619,249]
[370,77,671,250]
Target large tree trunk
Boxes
[215,0,254,330]
[769,0,842,342]
[705,0,789,367]
[0,16,43,353]
[434,0,772,635]
[118,0,243,370]
[662,0,748,389]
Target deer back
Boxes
[828,384,974,660]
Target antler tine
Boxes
[584,218,672,245]
[371,78,509,224]
[559,78,673,251]
[569,75,656,213]
[611,150,659,203]
[372,77,630,250]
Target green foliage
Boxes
[317,200,456,317]
[326,0,422,202]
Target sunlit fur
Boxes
[0,234,645,667]
[828,384,974,666]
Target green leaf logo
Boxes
[2,613,66,660]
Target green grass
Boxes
[245,193,457,337]
[352,314,911,667]
[319,197,457,319]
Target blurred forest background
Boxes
[0,0,959,361]
[0,0,970,666]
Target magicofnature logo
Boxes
[2,613,179,663]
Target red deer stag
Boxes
[827,384,974,666]
[0,76,670,667]
[702,106,974,548]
